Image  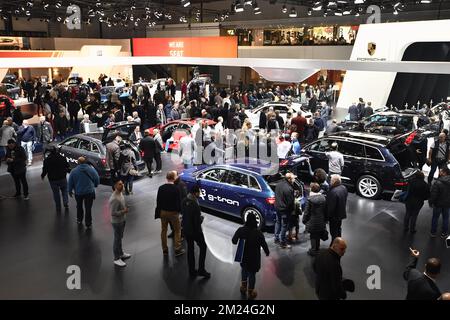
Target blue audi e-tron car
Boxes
[179,161,307,229]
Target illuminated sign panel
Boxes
[132,37,238,58]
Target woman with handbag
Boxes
[403,171,430,234]
[302,183,327,256]
[232,213,270,300]
[119,141,137,195]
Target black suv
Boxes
[342,111,418,135]
[293,131,418,199]
[55,121,146,182]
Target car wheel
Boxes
[357,175,382,199]
[242,207,265,230]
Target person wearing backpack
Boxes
[232,213,269,300]
[118,141,137,195]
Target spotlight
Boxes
[253,1,260,10]
[354,0,364,3]
[55,1,62,9]
[394,1,401,7]
[244,0,252,5]
[307,8,312,15]
[26,1,33,7]
[393,9,398,14]
[328,1,337,7]
[282,5,287,13]
[289,7,297,17]
[57,16,62,21]
[25,10,31,16]
[234,1,244,12]
[96,1,102,7]
[343,10,351,15]
[420,0,431,3]
[334,11,343,16]
[181,0,191,7]
[43,3,49,10]
[312,2,322,10]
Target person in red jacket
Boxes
[290,113,307,143]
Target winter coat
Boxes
[326,184,348,221]
[302,193,327,234]
[139,136,156,159]
[106,140,120,170]
[119,148,136,176]
[0,124,16,147]
[429,175,450,208]
[41,152,69,181]
[232,226,269,273]
[37,121,53,143]
[18,125,35,143]
[275,178,295,213]
[5,145,27,175]
[68,163,99,196]
[405,177,430,211]
[181,193,203,237]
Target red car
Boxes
[147,118,216,151]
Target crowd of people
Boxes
[0,73,449,301]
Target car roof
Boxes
[327,131,396,147]
[67,133,101,143]
[374,111,416,117]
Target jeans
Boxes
[12,172,28,196]
[274,211,289,244]
[431,207,450,235]
[49,179,68,210]
[329,219,342,243]
[154,153,162,171]
[121,174,134,193]
[21,141,33,163]
[144,158,153,174]
[241,267,256,290]
[428,161,446,184]
[75,193,95,226]
[404,203,423,231]
[160,210,182,252]
[186,232,207,274]
[112,222,126,260]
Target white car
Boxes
[245,102,312,129]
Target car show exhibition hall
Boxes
[1,0,450,301]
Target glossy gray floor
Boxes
[0,153,449,300]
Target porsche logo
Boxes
[368,42,376,56]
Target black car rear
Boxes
[298,132,418,199]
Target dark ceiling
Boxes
[1,0,450,26]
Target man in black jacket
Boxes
[5,139,29,199]
[274,172,296,249]
[41,146,70,211]
[326,174,348,242]
[156,171,184,257]
[313,237,350,300]
[429,166,450,238]
[403,247,441,300]
[181,185,210,279]
[139,131,156,178]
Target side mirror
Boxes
[195,173,203,181]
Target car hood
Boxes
[180,165,209,178]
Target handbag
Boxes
[234,238,246,263]
[320,229,329,241]
[129,168,140,176]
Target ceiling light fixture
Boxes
[420,0,431,3]
[289,7,297,17]
[234,1,244,12]
[312,2,322,10]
